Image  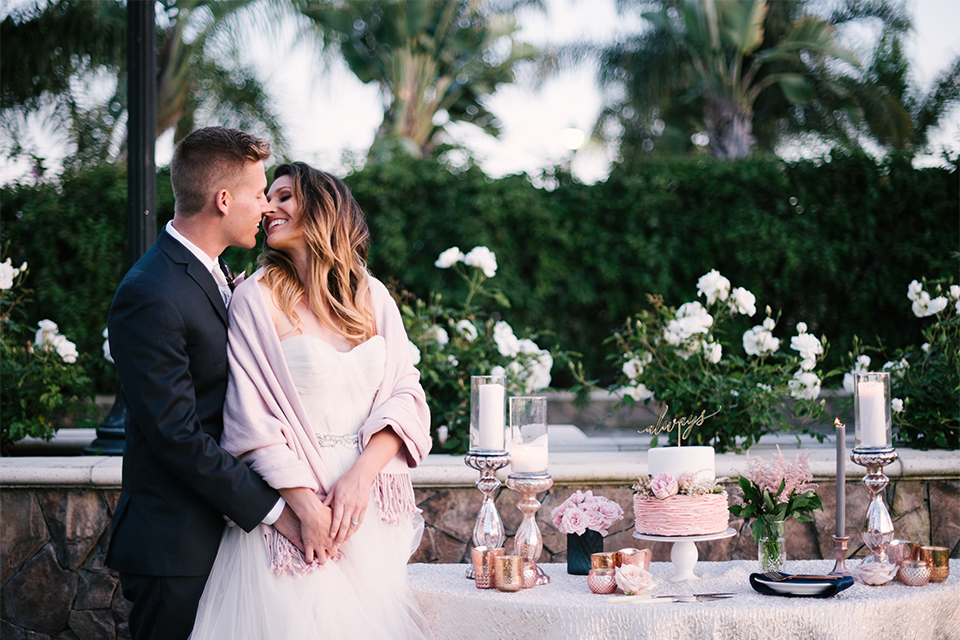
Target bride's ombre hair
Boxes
[260,162,375,344]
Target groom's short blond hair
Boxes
[171,127,271,217]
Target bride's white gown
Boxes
[190,334,428,639]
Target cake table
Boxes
[634,528,736,581]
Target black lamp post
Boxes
[84,0,156,456]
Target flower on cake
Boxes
[728,447,822,542]
[551,490,624,537]
[615,565,655,596]
[633,471,724,499]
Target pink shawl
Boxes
[221,269,431,571]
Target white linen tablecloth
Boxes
[408,559,960,640]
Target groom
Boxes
[107,127,332,640]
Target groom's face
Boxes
[223,160,270,249]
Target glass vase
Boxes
[567,530,604,575]
[758,520,786,573]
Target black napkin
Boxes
[749,573,855,598]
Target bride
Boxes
[190,162,432,639]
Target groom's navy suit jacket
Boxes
[106,230,279,577]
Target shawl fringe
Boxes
[374,472,420,525]
[262,525,341,577]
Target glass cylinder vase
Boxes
[853,371,892,450]
[469,375,506,453]
[758,520,786,573]
[567,530,604,575]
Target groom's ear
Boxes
[214,188,231,217]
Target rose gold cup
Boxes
[591,552,618,570]
[617,548,652,571]
[494,555,524,592]
[898,559,931,587]
[587,568,617,594]
[472,546,505,589]
[887,540,917,567]
[920,546,950,583]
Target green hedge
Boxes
[1,151,956,393]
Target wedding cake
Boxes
[633,446,729,536]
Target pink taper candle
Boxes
[835,418,845,538]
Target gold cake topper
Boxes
[641,404,722,445]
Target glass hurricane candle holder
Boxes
[470,375,506,453]
[854,372,892,450]
[508,396,548,474]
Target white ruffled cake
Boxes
[633,446,730,536]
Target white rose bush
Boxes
[401,246,570,453]
[1,254,94,454]
[844,277,959,449]
[599,270,830,452]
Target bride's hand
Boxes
[323,461,376,545]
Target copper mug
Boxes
[919,546,950,583]
[494,555,525,592]
[472,546,505,589]
[617,548,652,571]
[591,552,618,570]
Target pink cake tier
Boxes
[634,492,730,537]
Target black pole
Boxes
[85,0,156,456]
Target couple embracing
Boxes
[106,127,431,639]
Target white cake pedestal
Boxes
[633,528,736,581]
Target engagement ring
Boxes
[350,519,361,526]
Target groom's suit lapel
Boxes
[157,231,229,325]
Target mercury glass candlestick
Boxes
[463,452,511,579]
[506,472,553,585]
[850,447,899,564]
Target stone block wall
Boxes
[3,480,958,638]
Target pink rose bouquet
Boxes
[551,490,624,537]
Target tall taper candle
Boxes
[835,418,845,538]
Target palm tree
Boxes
[296,0,541,160]
[1,0,287,170]
[597,0,863,159]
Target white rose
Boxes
[907,280,923,302]
[703,341,722,364]
[493,321,520,357]
[55,336,79,364]
[35,319,60,347]
[624,383,654,402]
[490,365,506,378]
[743,325,780,356]
[891,398,904,413]
[728,287,756,316]
[921,343,930,353]
[790,333,823,362]
[696,270,731,305]
[408,340,421,365]
[762,317,776,331]
[436,425,449,445]
[788,370,821,400]
[425,325,449,347]
[796,322,807,334]
[434,246,464,269]
[856,355,871,369]
[622,357,644,380]
[842,372,855,394]
[951,285,960,300]
[463,246,497,278]
[0,258,20,290]
[455,319,478,341]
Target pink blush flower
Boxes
[596,499,624,528]
[560,506,588,536]
[615,565,655,595]
[650,473,679,500]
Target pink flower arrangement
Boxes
[633,471,723,499]
[742,447,816,504]
[551,490,624,536]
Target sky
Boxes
[2,0,959,185]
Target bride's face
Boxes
[263,175,304,252]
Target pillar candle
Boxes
[509,432,548,473]
[858,380,887,447]
[835,419,845,538]
[478,384,505,450]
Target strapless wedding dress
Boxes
[190,334,428,640]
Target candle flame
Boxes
[834,417,843,427]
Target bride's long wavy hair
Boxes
[259,162,375,344]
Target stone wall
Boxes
[5,479,957,639]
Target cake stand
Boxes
[633,528,736,581]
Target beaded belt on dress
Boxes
[316,433,359,448]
